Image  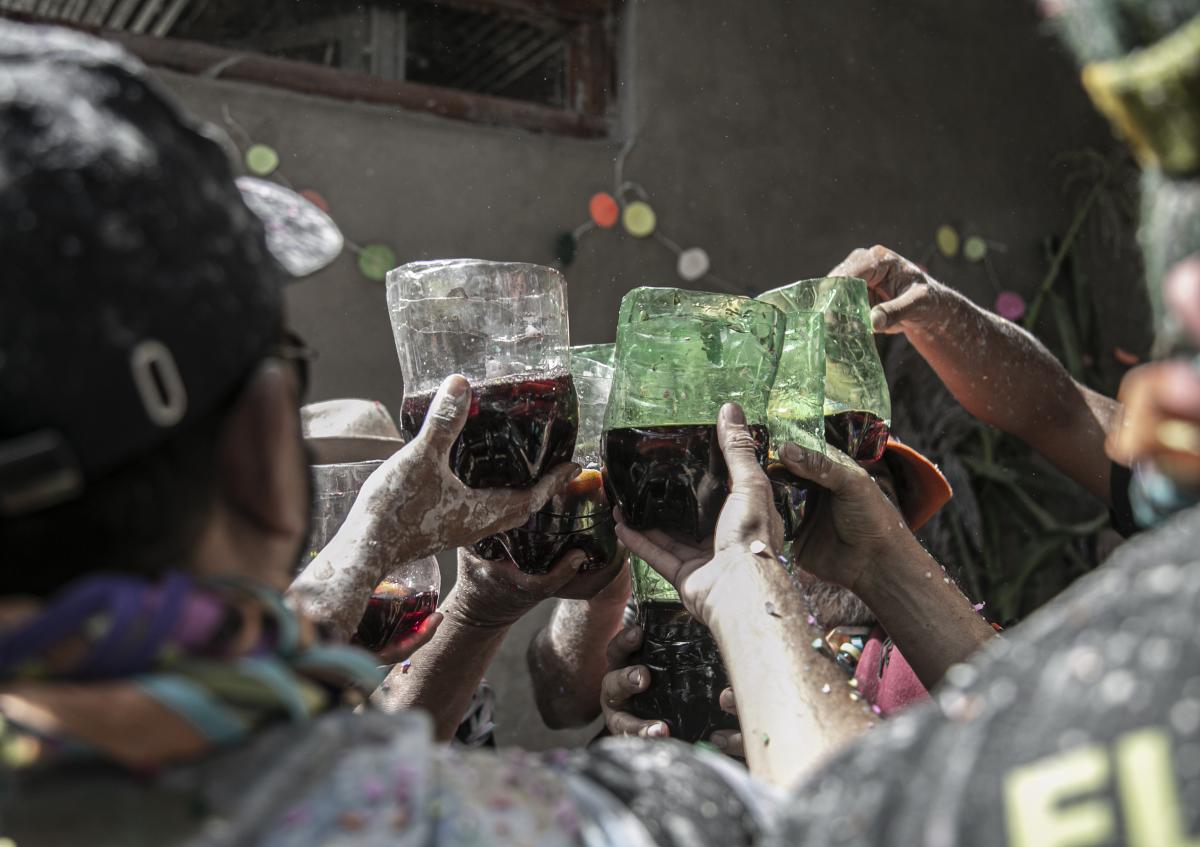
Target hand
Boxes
[450,546,589,629]
[777,441,913,594]
[599,624,669,738]
[830,245,952,335]
[354,374,580,562]
[1107,258,1200,484]
[376,612,443,665]
[709,688,743,759]
[614,404,783,627]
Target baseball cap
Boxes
[881,437,953,531]
[0,21,342,517]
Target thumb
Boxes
[869,285,923,333]
[414,374,471,453]
[717,403,770,495]
[778,441,867,497]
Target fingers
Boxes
[615,523,683,586]
[377,612,443,664]
[528,462,583,512]
[717,403,771,497]
[710,730,744,759]
[478,461,581,531]
[778,441,868,496]
[601,664,649,709]
[414,375,471,452]
[607,709,669,738]
[869,284,924,333]
[606,624,643,669]
[719,687,737,716]
[1165,256,1200,345]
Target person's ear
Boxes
[216,361,308,540]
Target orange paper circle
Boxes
[589,192,619,228]
[299,189,330,214]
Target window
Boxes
[0,0,619,137]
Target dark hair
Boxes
[0,411,224,598]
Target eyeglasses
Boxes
[275,329,318,399]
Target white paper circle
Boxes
[677,247,710,281]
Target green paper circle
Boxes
[357,244,396,281]
[963,236,988,262]
[245,144,280,176]
[622,201,657,238]
[935,225,960,258]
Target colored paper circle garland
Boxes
[300,189,331,214]
[589,192,620,229]
[995,290,1026,321]
[964,235,988,262]
[677,247,710,281]
[622,201,657,238]
[357,244,397,282]
[245,144,280,176]
[936,225,960,258]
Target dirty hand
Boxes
[778,442,912,594]
[709,688,744,759]
[354,374,580,564]
[452,547,591,629]
[830,245,952,334]
[615,403,784,628]
[1107,257,1200,485]
[600,624,669,739]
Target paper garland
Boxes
[554,138,735,287]
[225,107,396,282]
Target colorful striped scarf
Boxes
[0,572,383,771]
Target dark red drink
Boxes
[768,463,817,543]
[353,588,440,653]
[629,601,737,743]
[825,410,889,463]
[602,424,770,542]
[473,469,620,574]
[399,372,578,489]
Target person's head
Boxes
[801,439,952,626]
[0,23,312,597]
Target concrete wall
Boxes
[158,0,1144,751]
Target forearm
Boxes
[528,593,627,728]
[710,555,875,789]
[288,509,395,641]
[910,285,1117,501]
[372,583,511,741]
[856,532,997,691]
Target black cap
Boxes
[0,21,321,516]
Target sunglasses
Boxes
[275,329,318,400]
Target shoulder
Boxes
[773,506,1200,846]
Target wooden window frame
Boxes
[1,0,617,138]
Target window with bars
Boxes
[0,0,619,137]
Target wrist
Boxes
[852,529,928,606]
[440,583,528,631]
[703,549,795,630]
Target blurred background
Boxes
[0,0,1151,749]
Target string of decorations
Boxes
[553,137,735,288]
[222,107,397,283]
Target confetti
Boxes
[761,733,771,747]
[821,684,832,694]
[400,660,412,675]
[749,539,767,554]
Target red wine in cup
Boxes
[602,424,769,543]
[353,588,440,653]
[399,372,578,490]
[824,410,889,463]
